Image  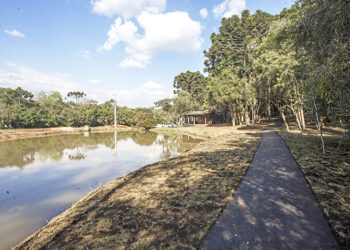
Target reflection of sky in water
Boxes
[0,132,201,249]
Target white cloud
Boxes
[99,11,202,68]
[213,0,246,18]
[119,58,146,69]
[90,80,172,107]
[98,18,138,52]
[4,29,25,38]
[91,0,166,19]
[89,79,101,84]
[0,61,80,95]
[200,8,208,18]
[82,49,91,58]
[0,61,171,107]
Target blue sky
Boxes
[0,0,294,107]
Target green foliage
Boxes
[208,68,249,125]
[154,98,173,113]
[204,10,274,76]
[173,71,208,106]
[203,10,274,125]
[131,111,158,129]
[67,91,86,103]
[154,91,202,125]
[0,87,164,129]
[296,0,350,130]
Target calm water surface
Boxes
[0,131,202,249]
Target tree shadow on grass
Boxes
[279,130,350,249]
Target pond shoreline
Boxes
[15,126,261,249]
[0,125,133,142]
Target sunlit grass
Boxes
[278,127,350,248]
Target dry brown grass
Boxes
[16,126,260,249]
[151,124,258,139]
[278,126,350,249]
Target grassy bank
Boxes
[278,128,350,248]
[16,126,260,249]
[150,125,238,139]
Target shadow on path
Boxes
[201,131,339,250]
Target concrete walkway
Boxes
[201,131,339,250]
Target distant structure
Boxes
[183,110,224,126]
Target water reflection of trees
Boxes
[68,148,87,161]
[0,133,116,168]
[0,132,202,169]
[155,133,203,159]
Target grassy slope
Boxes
[150,126,236,139]
[16,126,260,249]
[278,128,350,248]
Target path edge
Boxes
[275,129,340,247]
[198,130,263,248]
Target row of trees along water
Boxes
[155,1,350,153]
[0,87,166,129]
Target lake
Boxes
[0,131,202,249]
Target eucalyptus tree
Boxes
[297,0,350,132]
[254,18,309,132]
[208,67,248,126]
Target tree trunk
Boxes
[232,112,236,126]
[245,106,250,125]
[267,84,271,118]
[280,110,289,131]
[313,97,326,154]
[291,106,303,133]
[300,107,306,130]
[229,104,236,126]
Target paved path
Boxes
[201,131,339,250]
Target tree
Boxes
[208,68,249,126]
[132,111,158,130]
[67,91,86,103]
[154,98,173,113]
[254,19,308,131]
[172,91,200,118]
[204,10,274,76]
[173,71,208,106]
[37,91,64,127]
[0,102,15,128]
[297,0,350,132]
[203,10,275,125]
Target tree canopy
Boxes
[156,0,350,149]
[0,88,165,129]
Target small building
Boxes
[183,110,224,126]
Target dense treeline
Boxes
[156,0,350,150]
[0,87,165,129]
